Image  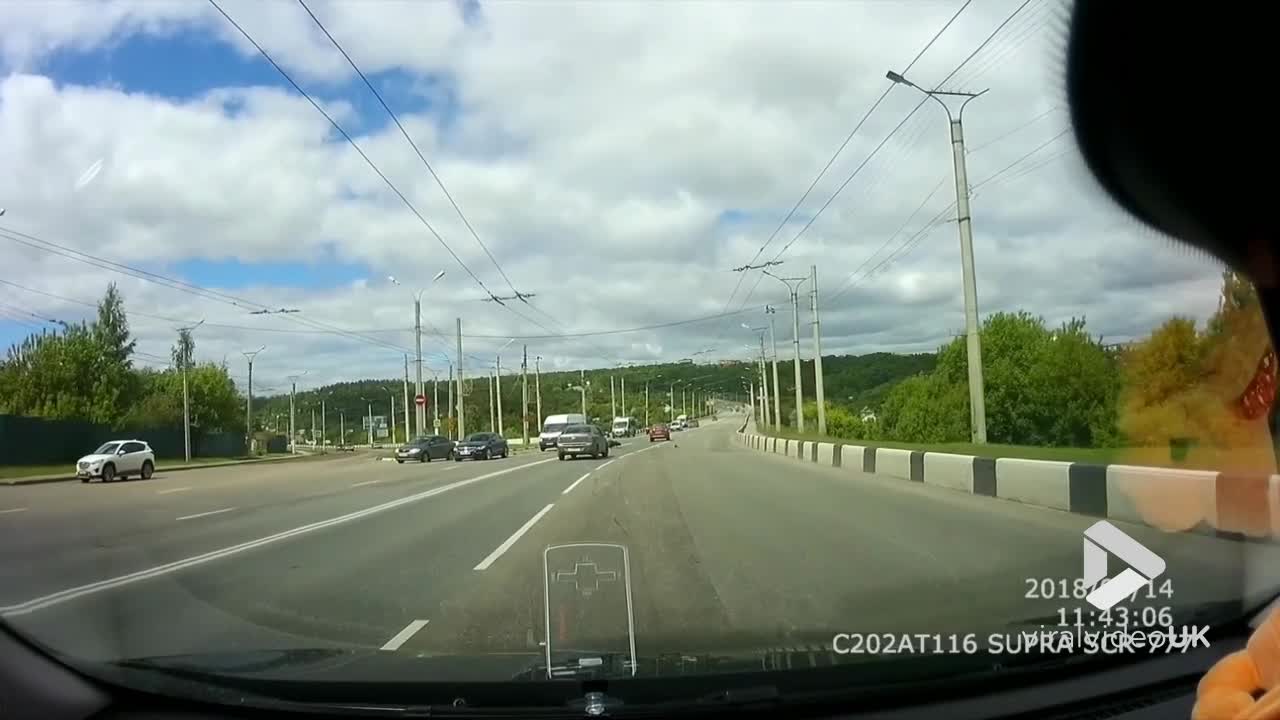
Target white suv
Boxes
[76,440,155,483]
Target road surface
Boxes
[0,417,1255,676]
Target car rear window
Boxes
[562,425,591,434]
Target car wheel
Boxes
[421,454,429,463]
[141,461,154,480]
[396,459,404,464]
[80,477,89,483]
[604,446,610,457]
[558,452,565,461]
[101,464,115,483]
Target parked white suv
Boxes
[76,440,155,483]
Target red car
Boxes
[648,423,671,442]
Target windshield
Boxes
[0,0,1267,707]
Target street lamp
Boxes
[389,270,446,438]
[495,338,516,436]
[886,68,989,444]
[763,269,809,433]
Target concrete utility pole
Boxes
[535,356,543,425]
[176,319,203,462]
[766,307,781,432]
[403,355,411,442]
[749,379,756,427]
[389,394,396,445]
[496,338,513,437]
[669,384,675,422]
[521,345,530,448]
[886,70,988,443]
[610,375,616,418]
[765,270,808,431]
[488,370,496,432]
[339,411,345,449]
[389,271,444,438]
[365,399,373,447]
[321,398,326,453]
[286,370,307,455]
[446,365,454,439]
[644,382,650,426]
[310,407,316,446]
[810,264,827,436]
[620,376,626,419]
[455,317,465,440]
[241,345,264,454]
[580,369,587,416]
[434,371,442,433]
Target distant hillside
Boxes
[252,352,934,442]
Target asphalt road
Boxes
[0,417,1260,674]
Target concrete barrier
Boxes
[794,440,807,460]
[875,448,914,481]
[996,458,1071,511]
[923,452,975,493]
[838,445,867,474]
[816,442,834,466]
[1106,464,1217,530]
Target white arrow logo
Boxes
[1082,520,1167,610]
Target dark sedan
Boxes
[454,432,509,461]
[395,435,455,463]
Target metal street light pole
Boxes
[402,355,411,443]
[241,345,264,454]
[286,370,307,455]
[456,317,465,440]
[535,356,543,425]
[176,319,204,462]
[764,270,808,431]
[887,69,988,443]
[580,369,587,416]
[521,345,530,449]
[496,338,514,437]
[809,264,827,436]
[488,369,496,432]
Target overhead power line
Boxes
[0,225,417,358]
[713,0,975,339]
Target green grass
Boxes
[763,427,1253,471]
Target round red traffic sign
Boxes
[415,394,427,407]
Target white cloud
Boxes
[0,0,1226,394]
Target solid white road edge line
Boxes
[474,503,555,571]
[157,487,191,495]
[380,619,430,651]
[596,459,616,470]
[351,479,380,487]
[0,507,28,515]
[0,455,558,616]
[562,473,590,495]
[175,507,237,521]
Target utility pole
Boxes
[390,394,396,446]
[620,376,626,419]
[321,397,326,453]
[366,400,373,447]
[810,264,827,436]
[434,371,441,433]
[286,370,306,455]
[496,347,507,437]
[758,333,771,429]
[886,70,988,443]
[447,365,454,439]
[403,355,411,441]
[610,375,616,419]
[456,317,465,440]
[749,379,756,427]
[521,345,530,449]
[310,407,316,446]
[176,319,203,462]
[579,369,587,416]
[340,411,345,449]
[669,384,675,422]
[241,345,264,455]
[488,370,496,432]
[644,382,650,426]
[765,270,808,432]
[414,296,424,437]
[766,307,781,432]
[535,356,543,424]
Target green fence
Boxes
[0,415,245,466]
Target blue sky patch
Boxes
[170,257,370,292]
[716,208,813,228]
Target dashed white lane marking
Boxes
[351,479,380,488]
[0,507,28,515]
[0,455,557,617]
[157,487,191,495]
[562,473,590,495]
[176,507,237,521]
[474,503,555,571]
[380,619,430,651]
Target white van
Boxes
[611,417,635,438]
[539,413,587,451]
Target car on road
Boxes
[454,432,509,461]
[686,418,700,429]
[556,424,609,460]
[670,419,684,431]
[76,440,155,483]
[648,423,671,442]
[394,435,455,463]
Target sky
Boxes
[0,0,1225,397]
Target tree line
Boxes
[0,284,243,433]
[796,271,1275,452]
